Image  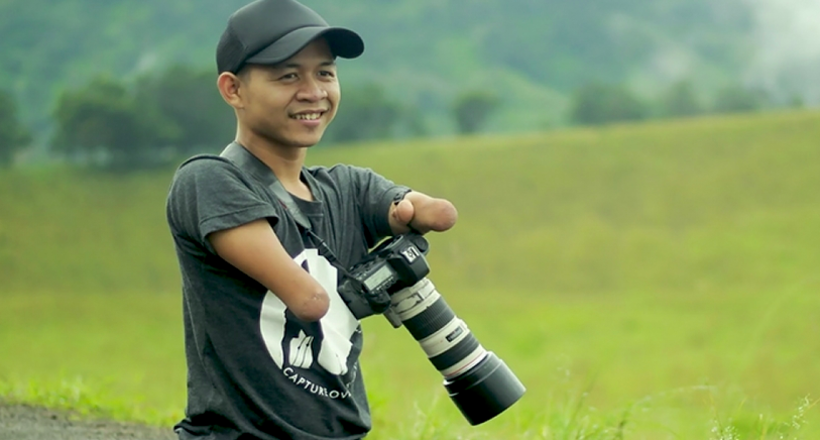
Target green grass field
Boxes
[1,110,819,439]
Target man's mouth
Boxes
[291,111,324,120]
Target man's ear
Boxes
[217,72,244,109]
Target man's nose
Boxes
[296,77,327,101]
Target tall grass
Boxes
[1,110,819,438]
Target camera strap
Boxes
[219,142,354,278]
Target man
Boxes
[165,0,457,439]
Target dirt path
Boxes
[0,404,176,440]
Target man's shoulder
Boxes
[168,154,260,205]
[176,154,235,174]
[305,163,377,183]
[170,154,243,184]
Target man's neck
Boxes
[235,134,312,200]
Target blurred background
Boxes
[2,0,819,166]
[1,1,819,439]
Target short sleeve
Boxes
[166,156,279,254]
[333,165,410,243]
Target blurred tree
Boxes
[787,94,805,109]
[0,90,32,167]
[396,105,428,139]
[135,65,235,155]
[322,83,403,144]
[452,90,500,134]
[0,0,773,142]
[51,76,176,169]
[569,82,648,125]
[712,85,766,114]
[660,80,703,118]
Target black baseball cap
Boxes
[216,0,364,74]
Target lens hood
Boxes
[443,352,526,425]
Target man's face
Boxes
[237,38,340,150]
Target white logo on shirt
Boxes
[259,249,359,377]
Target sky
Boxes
[747,0,820,104]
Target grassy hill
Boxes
[3,109,817,296]
[1,110,819,438]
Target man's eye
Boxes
[319,70,335,78]
[280,73,298,80]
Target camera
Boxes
[338,233,526,426]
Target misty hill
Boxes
[3,0,819,138]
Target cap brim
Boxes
[245,26,364,66]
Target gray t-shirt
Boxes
[166,154,408,440]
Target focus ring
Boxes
[403,297,456,340]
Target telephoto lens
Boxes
[385,278,526,425]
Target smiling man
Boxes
[164,1,458,439]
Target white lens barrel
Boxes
[418,318,470,357]
[388,279,526,426]
[389,277,526,426]
[390,278,488,380]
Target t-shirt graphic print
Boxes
[260,248,361,399]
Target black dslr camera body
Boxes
[337,233,526,426]
[337,233,430,324]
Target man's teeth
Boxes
[293,113,322,120]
